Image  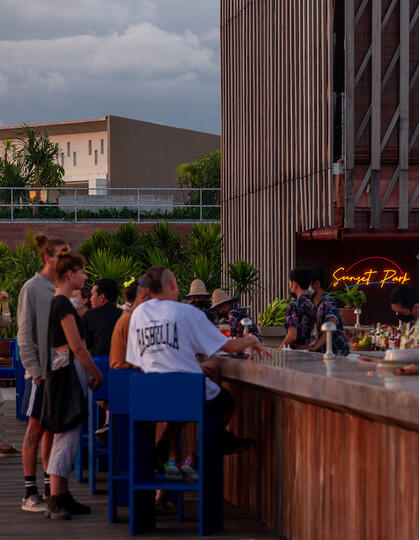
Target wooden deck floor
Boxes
[0,394,278,539]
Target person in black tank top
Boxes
[45,251,103,521]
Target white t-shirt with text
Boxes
[125,298,228,400]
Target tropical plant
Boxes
[146,222,182,266]
[329,283,367,308]
[177,150,220,190]
[0,233,42,337]
[85,248,142,296]
[227,260,261,299]
[258,298,291,327]
[17,124,65,213]
[78,228,114,261]
[189,254,220,292]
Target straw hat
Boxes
[185,279,211,298]
[209,288,239,310]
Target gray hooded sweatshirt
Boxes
[17,272,55,380]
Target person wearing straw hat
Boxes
[184,279,217,324]
[208,289,261,341]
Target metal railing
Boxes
[0,187,221,223]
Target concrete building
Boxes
[0,115,220,192]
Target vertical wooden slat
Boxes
[221,0,333,317]
[370,0,381,229]
[345,0,355,228]
[399,0,410,229]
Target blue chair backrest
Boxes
[91,356,110,400]
[129,372,205,423]
[108,369,137,414]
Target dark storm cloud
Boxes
[0,0,220,133]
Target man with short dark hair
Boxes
[280,268,316,349]
[307,267,349,356]
[82,278,122,356]
[390,285,419,349]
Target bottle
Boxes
[389,333,395,350]
[375,323,381,351]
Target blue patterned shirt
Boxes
[312,292,350,356]
[284,294,317,346]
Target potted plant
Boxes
[258,297,291,346]
[329,284,367,326]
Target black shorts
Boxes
[206,387,234,418]
[21,378,45,419]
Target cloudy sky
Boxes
[0,0,220,134]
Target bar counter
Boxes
[213,351,419,539]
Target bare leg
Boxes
[200,360,221,384]
[41,430,53,472]
[22,417,44,476]
[50,475,68,496]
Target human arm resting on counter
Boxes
[280,327,298,348]
[307,316,336,351]
[222,334,270,361]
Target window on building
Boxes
[67,142,71,157]
[94,149,98,165]
[100,139,104,154]
[88,140,92,155]
[73,151,77,166]
[61,153,64,167]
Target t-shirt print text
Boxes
[137,321,179,357]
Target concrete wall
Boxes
[108,115,220,188]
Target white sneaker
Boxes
[21,494,48,512]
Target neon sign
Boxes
[332,257,411,288]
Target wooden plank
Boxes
[344,0,355,228]
[399,0,410,229]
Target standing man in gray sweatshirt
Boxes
[17,234,68,512]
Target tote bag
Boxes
[41,337,88,433]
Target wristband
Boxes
[2,312,10,317]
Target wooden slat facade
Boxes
[222,380,419,540]
[221,0,418,311]
[221,0,333,310]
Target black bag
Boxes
[40,358,88,433]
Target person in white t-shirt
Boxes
[126,266,268,480]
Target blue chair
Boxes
[129,372,224,536]
[73,418,88,482]
[88,355,110,494]
[108,368,137,522]
[14,342,28,421]
[0,338,16,382]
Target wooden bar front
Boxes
[217,355,418,540]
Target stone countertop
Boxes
[214,349,419,429]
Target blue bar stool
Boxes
[108,368,137,522]
[73,418,88,482]
[14,342,27,421]
[129,372,224,536]
[88,355,110,494]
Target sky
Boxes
[0,0,221,134]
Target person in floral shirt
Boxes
[208,289,261,340]
[307,268,350,356]
[281,269,316,348]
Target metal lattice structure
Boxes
[344,0,419,229]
